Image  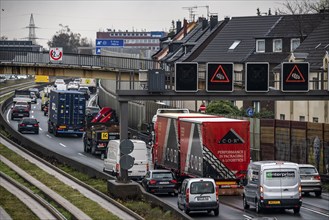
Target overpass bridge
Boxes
[1,50,329,139]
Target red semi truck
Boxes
[153,114,250,194]
[153,113,217,172]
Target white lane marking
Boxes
[59,143,67,148]
[33,106,36,109]
[46,134,52,138]
[31,115,34,118]
[39,127,42,131]
[243,215,253,220]
[31,110,34,113]
[302,206,329,217]
[6,110,10,123]
[78,153,87,157]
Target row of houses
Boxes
[152,11,329,123]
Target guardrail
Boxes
[0,50,160,71]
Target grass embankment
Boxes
[0,78,34,89]
[0,144,120,220]
[0,144,177,220]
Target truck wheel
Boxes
[91,145,96,155]
[315,191,322,197]
[243,196,249,209]
[255,200,262,213]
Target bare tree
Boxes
[277,0,328,14]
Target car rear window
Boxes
[152,172,173,179]
[299,167,317,175]
[22,119,37,124]
[264,169,297,186]
[190,181,214,194]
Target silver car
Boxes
[299,164,322,197]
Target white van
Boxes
[243,161,302,214]
[103,139,149,181]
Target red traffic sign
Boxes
[206,63,233,92]
[281,62,309,92]
[49,47,63,62]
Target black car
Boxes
[18,118,39,134]
[11,105,30,120]
[141,169,178,195]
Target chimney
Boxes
[176,20,182,34]
[210,15,218,30]
[183,19,188,36]
[202,18,208,30]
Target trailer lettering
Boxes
[218,150,246,163]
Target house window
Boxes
[256,39,265,53]
[299,116,305,121]
[291,38,300,52]
[273,39,282,52]
[313,117,319,123]
[253,101,260,113]
[229,40,241,50]
[280,114,285,120]
[313,77,319,90]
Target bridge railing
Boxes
[0,50,160,71]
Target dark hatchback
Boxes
[18,118,39,134]
[11,105,30,120]
[141,169,178,195]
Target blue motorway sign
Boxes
[246,107,254,117]
[95,47,101,55]
[96,39,124,47]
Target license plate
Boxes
[159,181,169,184]
[268,200,281,205]
[197,196,210,201]
[18,114,23,116]
[27,125,32,127]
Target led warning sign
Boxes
[245,62,269,92]
[206,63,233,92]
[282,62,309,92]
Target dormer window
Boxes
[256,39,265,53]
[273,39,282,52]
[291,38,300,52]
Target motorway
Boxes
[4,97,329,220]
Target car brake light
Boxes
[186,188,189,203]
[34,124,38,127]
[314,175,321,180]
[260,185,264,200]
[170,179,177,184]
[149,179,157,185]
[216,186,219,197]
[19,123,25,126]
[115,163,120,172]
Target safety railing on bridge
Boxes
[0,50,160,71]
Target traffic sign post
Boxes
[281,62,309,92]
[175,62,198,92]
[206,63,233,92]
[246,107,254,117]
[119,139,135,183]
[245,62,269,92]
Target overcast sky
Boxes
[0,0,284,48]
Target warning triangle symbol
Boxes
[286,65,306,83]
[210,65,230,83]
